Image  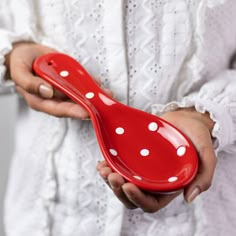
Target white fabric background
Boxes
[0,95,17,236]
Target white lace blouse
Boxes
[1,0,236,235]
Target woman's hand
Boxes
[97,107,217,212]
[5,42,108,119]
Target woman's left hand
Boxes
[97,107,217,213]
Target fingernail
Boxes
[109,180,119,190]
[125,191,133,199]
[121,185,134,199]
[124,190,134,200]
[39,84,53,98]
[187,186,201,203]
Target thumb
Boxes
[184,144,217,203]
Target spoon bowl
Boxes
[33,53,198,192]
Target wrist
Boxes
[176,107,215,133]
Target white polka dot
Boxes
[60,70,69,77]
[85,92,95,99]
[168,176,178,183]
[148,122,158,131]
[140,149,150,156]
[99,93,115,106]
[133,175,142,180]
[116,127,125,135]
[177,146,186,157]
[109,149,118,156]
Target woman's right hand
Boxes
[5,42,99,118]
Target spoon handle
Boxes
[33,53,112,114]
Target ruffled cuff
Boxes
[151,70,236,153]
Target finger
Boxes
[122,183,180,213]
[16,86,90,119]
[98,166,113,180]
[11,60,54,98]
[108,173,137,209]
[97,165,137,209]
[184,144,217,203]
[97,160,109,171]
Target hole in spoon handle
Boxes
[33,53,110,112]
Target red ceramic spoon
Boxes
[33,53,198,192]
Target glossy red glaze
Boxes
[33,53,198,192]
